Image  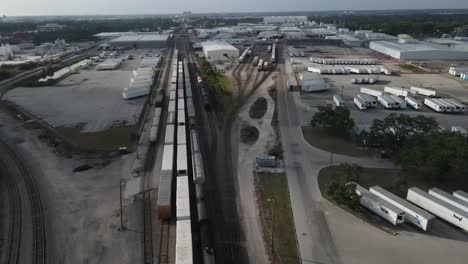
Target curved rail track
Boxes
[0,138,46,264]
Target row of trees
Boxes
[312,106,468,185]
[327,163,363,211]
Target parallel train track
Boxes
[0,138,46,264]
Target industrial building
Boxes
[36,23,66,32]
[298,72,330,92]
[370,39,468,60]
[200,41,239,61]
[263,16,308,24]
[109,34,169,49]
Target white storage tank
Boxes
[355,184,405,225]
[429,188,468,212]
[407,187,468,232]
[370,186,434,231]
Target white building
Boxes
[109,34,168,48]
[370,40,468,60]
[263,16,308,24]
[200,41,239,61]
[299,72,330,92]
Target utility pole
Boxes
[120,178,126,231]
[329,152,334,168]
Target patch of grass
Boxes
[249,97,268,119]
[398,64,428,73]
[302,127,371,157]
[58,125,137,152]
[240,125,259,144]
[218,74,235,94]
[256,173,300,264]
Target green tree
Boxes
[311,105,355,138]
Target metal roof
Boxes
[201,41,238,52]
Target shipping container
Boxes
[149,126,159,143]
[370,186,434,231]
[157,170,173,219]
[410,86,436,97]
[429,188,468,212]
[195,183,204,200]
[175,219,193,264]
[178,99,185,111]
[178,89,184,99]
[177,144,188,175]
[404,96,421,110]
[389,95,406,109]
[407,187,468,231]
[192,152,205,184]
[176,176,191,220]
[167,112,175,125]
[454,190,468,203]
[170,90,177,101]
[357,93,377,107]
[197,200,207,222]
[178,110,186,126]
[433,99,453,112]
[384,86,415,97]
[169,101,176,113]
[444,99,466,112]
[378,95,397,109]
[187,99,195,120]
[165,125,175,145]
[333,95,345,107]
[355,184,405,225]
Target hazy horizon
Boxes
[2,0,468,17]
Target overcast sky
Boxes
[1,0,468,16]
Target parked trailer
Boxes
[170,90,176,101]
[257,59,264,70]
[354,96,367,110]
[454,190,468,203]
[360,87,382,97]
[424,98,446,113]
[407,187,468,232]
[252,56,259,66]
[167,112,175,125]
[433,99,453,112]
[178,98,185,111]
[177,144,188,175]
[429,188,468,212]
[176,176,191,220]
[176,219,193,264]
[370,186,434,231]
[149,126,159,143]
[378,95,398,109]
[197,200,207,222]
[410,87,437,97]
[405,96,421,110]
[384,86,415,97]
[158,145,174,219]
[333,95,345,107]
[178,110,186,126]
[195,183,204,200]
[169,100,176,113]
[357,93,377,107]
[164,124,175,145]
[193,152,205,184]
[355,184,405,225]
[389,95,406,109]
[445,99,466,112]
[177,125,187,145]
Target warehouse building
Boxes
[109,34,169,49]
[369,39,468,60]
[263,16,308,24]
[200,41,239,61]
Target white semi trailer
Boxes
[357,94,377,108]
[407,187,468,232]
[333,95,345,107]
[355,184,405,225]
[354,96,367,110]
[410,86,437,97]
[360,87,382,97]
[429,188,468,212]
[370,186,434,231]
[424,98,445,113]
[454,190,468,203]
[405,96,421,110]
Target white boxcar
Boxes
[354,96,367,110]
[176,176,191,220]
[407,187,468,232]
[454,190,468,203]
[410,86,436,97]
[177,125,187,145]
[429,188,468,212]
[177,144,188,175]
[355,184,405,225]
[405,96,421,110]
[178,99,185,110]
[164,125,175,145]
[370,186,434,231]
[176,219,193,264]
[360,87,382,97]
[161,145,174,171]
[333,95,345,107]
[424,98,445,112]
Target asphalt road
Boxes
[276,61,394,264]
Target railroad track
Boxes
[0,157,21,264]
[157,221,170,264]
[0,138,46,264]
